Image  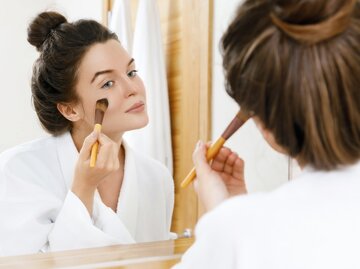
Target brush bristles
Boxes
[94,98,108,125]
[221,110,251,140]
[236,110,253,122]
[96,98,109,112]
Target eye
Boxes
[127,70,138,78]
[101,80,114,89]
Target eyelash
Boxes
[100,70,138,89]
[101,80,114,89]
[128,70,138,78]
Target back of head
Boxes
[222,0,360,170]
[27,11,117,135]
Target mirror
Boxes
[0,0,210,255]
[0,0,298,258]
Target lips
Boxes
[125,101,145,113]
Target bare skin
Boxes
[57,40,148,214]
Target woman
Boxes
[174,0,360,268]
[0,12,174,256]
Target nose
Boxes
[121,76,137,97]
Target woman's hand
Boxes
[193,141,247,212]
[71,131,120,214]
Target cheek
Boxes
[105,94,124,113]
[101,95,126,122]
[75,95,98,123]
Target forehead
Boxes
[78,39,130,78]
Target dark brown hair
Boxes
[27,11,118,135]
[222,0,360,170]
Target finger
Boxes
[94,134,116,167]
[79,131,99,161]
[96,148,113,170]
[98,133,115,145]
[211,159,225,172]
[232,158,245,179]
[213,147,232,163]
[109,137,121,170]
[223,152,238,174]
[192,179,199,194]
[211,147,232,171]
[193,140,212,177]
[96,141,117,169]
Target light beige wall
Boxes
[53,0,102,21]
[0,0,102,153]
[0,0,50,152]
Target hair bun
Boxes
[27,11,67,51]
[270,0,356,44]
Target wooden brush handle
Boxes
[90,124,102,167]
[180,137,226,188]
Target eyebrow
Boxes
[91,70,113,83]
[128,58,135,66]
[90,58,135,84]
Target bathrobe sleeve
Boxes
[0,167,58,256]
[0,167,135,256]
[48,190,135,252]
[0,133,173,256]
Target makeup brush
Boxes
[90,98,109,168]
[181,110,252,188]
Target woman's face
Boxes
[73,39,148,136]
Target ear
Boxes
[57,103,82,122]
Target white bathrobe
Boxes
[173,161,360,269]
[0,132,174,256]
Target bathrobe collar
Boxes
[55,132,78,190]
[116,141,139,237]
[55,132,139,237]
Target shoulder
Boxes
[0,135,57,177]
[195,179,305,239]
[196,165,360,237]
[178,194,268,268]
[197,193,267,233]
[0,136,55,166]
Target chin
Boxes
[103,113,149,134]
[129,118,149,130]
